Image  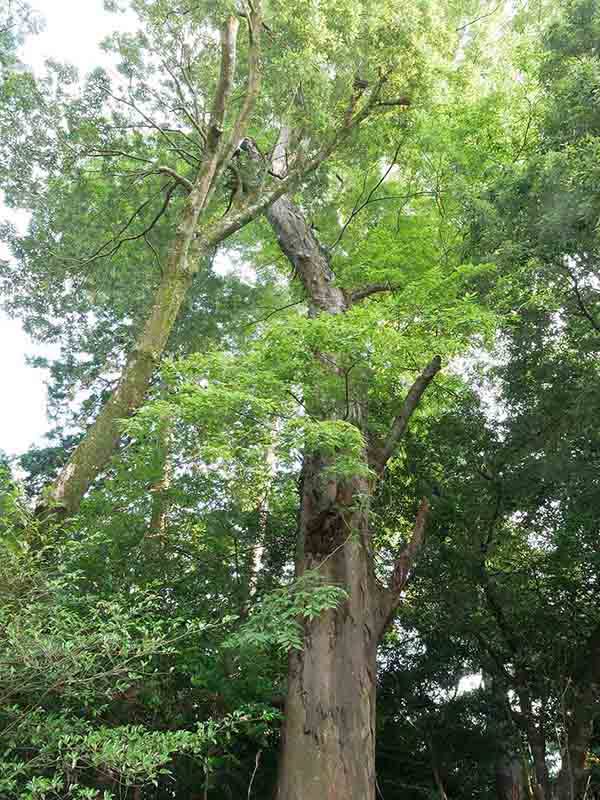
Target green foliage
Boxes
[0,542,282,798]
[5,0,598,797]
[228,572,348,653]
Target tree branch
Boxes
[211,3,263,186]
[329,136,412,250]
[372,355,442,474]
[156,166,193,193]
[456,2,503,32]
[563,263,600,335]
[377,498,431,638]
[350,282,400,304]
[208,15,240,150]
[107,90,200,167]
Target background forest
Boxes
[1,0,599,798]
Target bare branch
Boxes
[106,90,201,166]
[562,263,600,335]
[69,183,176,267]
[512,97,534,164]
[244,300,304,328]
[373,355,442,474]
[456,2,503,32]
[86,149,155,165]
[330,137,409,250]
[162,59,207,141]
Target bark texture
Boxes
[276,465,379,800]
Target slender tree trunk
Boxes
[47,269,191,518]
[38,9,264,520]
[147,410,173,542]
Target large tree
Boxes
[1,1,553,799]
[3,0,435,519]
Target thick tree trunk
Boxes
[557,628,600,800]
[266,195,345,315]
[496,755,525,800]
[528,731,551,800]
[277,579,378,800]
[276,459,380,800]
[558,728,592,800]
[267,189,379,798]
[485,673,526,800]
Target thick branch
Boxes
[208,16,240,150]
[377,498,430,637]
[350,282,399,304]
[211,5,263,188]
[373,355,442,473]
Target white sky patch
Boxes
[0,314,60,456]
[22,0,138,78]
[1,0,138,458]
[458,672,483,695]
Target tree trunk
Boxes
[496,755,525,800]
[529,732,551,800]
[265,183,437,798]
[276,461,380,800]
[558,728,592,800]
[557,627,600,800]
[38,10,264,520]
[484,673,526,800]
[46,269,191,518]
[267,189,379,798]
[147,408,173,542]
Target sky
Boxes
[0,0,137,457]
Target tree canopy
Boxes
[1,1,599,799]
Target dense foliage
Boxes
[1,0,599,798]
